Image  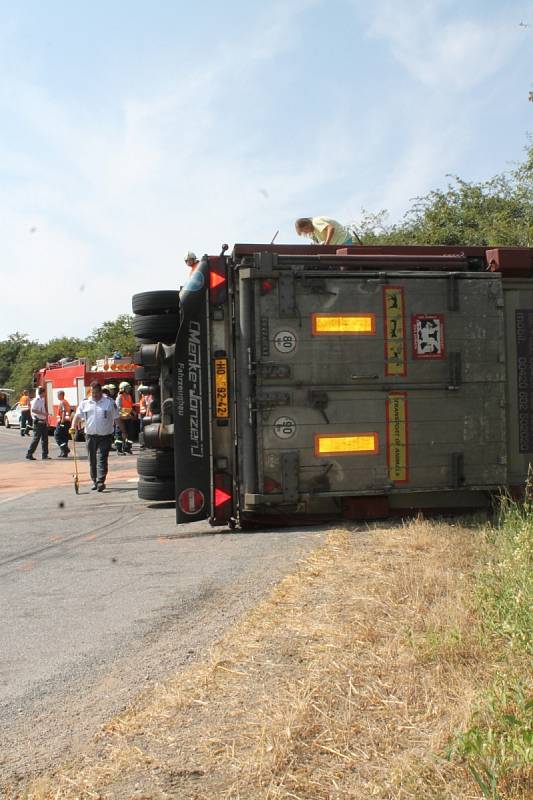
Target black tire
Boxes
[135,366,159,382]
[132,313,179,338]
[135,336,176,346]
[137,449,175,478]
[132,291,179,316]
[137,476,175,501]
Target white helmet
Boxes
[118,381,131,390]
[184,251,198,264]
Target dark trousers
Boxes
[86,434,112,485]
[27,420,49,457]
[20,410,32,436]
[114,419,135,452]
[54,423,70,453]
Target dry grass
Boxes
[13,518,513,799]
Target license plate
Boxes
[214,358,229,418]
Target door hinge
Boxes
[281,450,299,502]
[255,391,291,410]
[278,273,297,317]
[448,352,462,389]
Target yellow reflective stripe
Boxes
[312,314,376,335]
[315,433,378,456]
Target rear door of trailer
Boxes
[234,256,507,519]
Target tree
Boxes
[80,314,135,362]
[355,141,533,247]
[8,343,45,396]
[4,319,135,396]
[0,333,33,387]
[7,337,85,396]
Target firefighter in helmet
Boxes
[184,251,199,275]
[102,383,117,399]
[115,381,135,454]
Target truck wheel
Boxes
[137,477,175,501]
[132,291,179,316]
[132,313,179,342]
[134,366,159,382]
[137,449,175,478]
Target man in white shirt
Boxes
[26,387,50,460]
[70,380,122,492]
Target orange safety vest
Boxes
[58,399,71,421]
[19,394,30,411]
[119,392,134,417]
[139,395,147,416]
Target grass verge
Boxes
[447,494,532,799]
[13,509,533,799]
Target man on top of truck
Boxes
[295,216,355,246]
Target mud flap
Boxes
[174,257,212,522]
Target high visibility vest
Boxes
[118,392,134,417]
[58,399,71,421]
[19,394,30,411]
[139,395,147,416]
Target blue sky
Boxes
[0,0,531,341]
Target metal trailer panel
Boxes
[236,268,507,518]
[502,279,533,484]
[164,244,533,527]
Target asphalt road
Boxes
[0,428,324,789]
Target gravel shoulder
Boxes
[1,539,321,793]
[0,430,324,792]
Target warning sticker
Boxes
[383,287,406,376]
[412,314,445,359]
[386,392,408,483]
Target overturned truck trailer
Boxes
[135,244,533,527]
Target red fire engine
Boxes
[33,357,137,427]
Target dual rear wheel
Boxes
[132,290,178,503]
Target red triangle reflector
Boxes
[215,487,231,507]
[210,271,225,289]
